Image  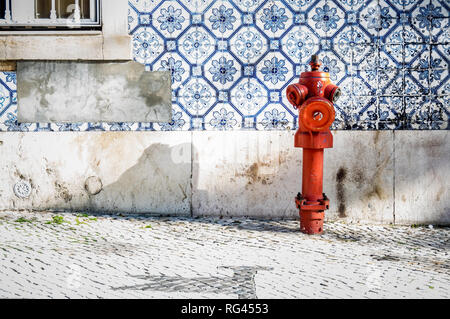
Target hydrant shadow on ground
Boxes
[286,55,341,235]
[112,266,274,299]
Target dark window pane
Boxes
[35,0,91,20]
[58,0,90,19]
[0,0,6,20]
[80,0,91,19]
[35,0,51,19]
[57,0,75,19]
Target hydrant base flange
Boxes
[296,192,329,234]
[300,211,325,235]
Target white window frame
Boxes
[0,0,101,28]
[0,0,131,61]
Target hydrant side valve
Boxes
[324,84,341,103]
[286,55,340,235]
[286,83,308,108]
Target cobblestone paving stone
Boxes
[0,211,448,299]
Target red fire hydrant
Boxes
[286,55,341,235]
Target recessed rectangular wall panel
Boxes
[16,61,172,123]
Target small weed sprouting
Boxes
[145,225,152,229]
[53,216,66,224]
[74,215,97,225]
[15,217,33,223]
[46,215,68,225]
[75,217,86,226]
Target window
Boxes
[0,0,130,61]
[0,0,101,30]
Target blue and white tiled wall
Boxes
[0,0,449,131]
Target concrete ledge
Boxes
[1,35,105,60]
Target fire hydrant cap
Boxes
[299,98,335,132]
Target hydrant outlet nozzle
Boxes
[286,83,308,109]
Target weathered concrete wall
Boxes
[192,131,394,223]
[0,131,447,225]
[394,131,450,225]
[192,131,301,219]
[17,61,171,123]
[0,132,191,215]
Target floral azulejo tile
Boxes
[204,102,242,130]
[377,95,405,129]
[404,95,431,129]
[256,102,295,130]
[0,73,15,119]
[429,95,449,129]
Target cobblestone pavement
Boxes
[0,211,449,299]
